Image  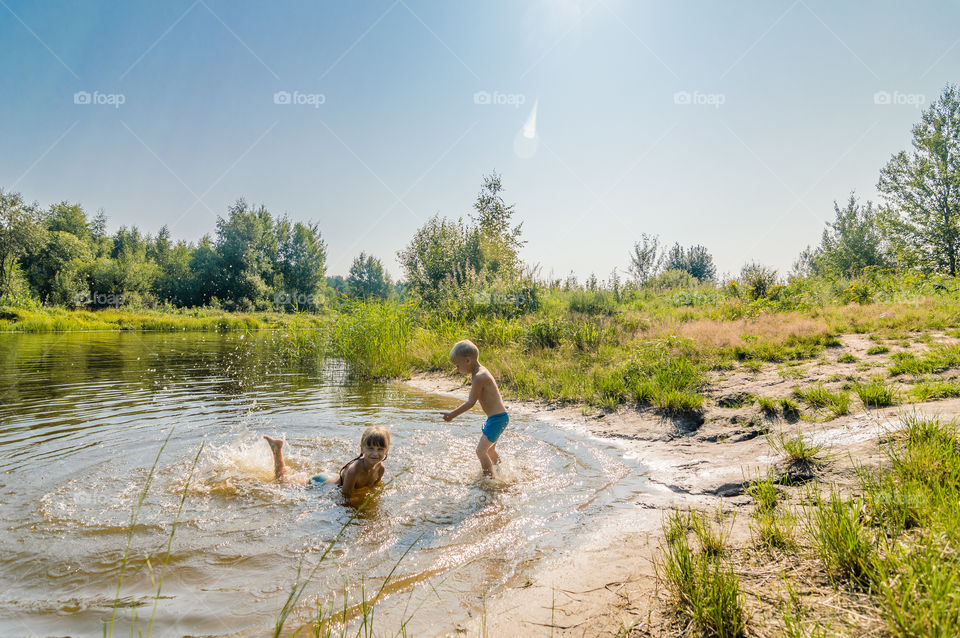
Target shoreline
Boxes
[401,369,952,635]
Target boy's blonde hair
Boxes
[449,339,479,362]
[361,426,391,450]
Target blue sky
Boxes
[2,0,957,279]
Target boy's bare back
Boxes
[471,365,506,416]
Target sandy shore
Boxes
[402,356,958,636]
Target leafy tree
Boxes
[0,190,44,296]
[276,218,326,305]
[347,252,392,299]
[796,194,893,276]
[397,214,482,302]
[471,172,525,277]
[46,201,91,240]
[25,231,91,303]
[398,172,526,303]
[664,243,716,282]
[878,83,960,274]
[326,275,347,294]
[188,236,221,305]
[214,199,277,309]
[628,233,663,284]
[154,240,196,306]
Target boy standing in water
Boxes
[441,340,508,477]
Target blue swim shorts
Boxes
[481,412,509,443]
[309,472,337,487]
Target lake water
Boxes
[0,332,650,636]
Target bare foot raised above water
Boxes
[263,435,288,480]
[263,435,284,454]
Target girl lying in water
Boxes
[263,426,390,498]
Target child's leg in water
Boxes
[264,435,291,482]
[476,435,496,477]
[488,441,501,465]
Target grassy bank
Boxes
[655,415,960,637]
[7,272,960,418]
[0,305,325,332]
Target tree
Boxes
[0,190,44,296]
[154,240,197,306]
[25,230,91,303]
[796,194,893,276]
[878,83,960,274]
[664,243,716,282]
[628,233,663,284]
[214,199,277,308]
[397,214,482,302]
[188,236,221,305]
[347,252,392,300]
[471,172,525,277]
[276,218,326,305]
[46,201,91,240]
[398,172,526,302]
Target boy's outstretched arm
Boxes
[441,378,483,421]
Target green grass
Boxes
[752,510,795,550]
[911,379,960,401]
[757,396,779,416]
[0,304,306,332]
[770,431,824,466]
[805,487,877,589]
[836,352,858,363]
[331,301,414,379]
[747,474,780,513]
[793,383,850,418]
[778,398,802,421]
[854,376,901,407]
[889,343,960,375]
[656,511,746,637]
[866,345,890,355]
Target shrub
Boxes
[739,262,779,300]
[522,318,565,349]
[568,289,617,315]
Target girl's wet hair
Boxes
[361,426,391,449]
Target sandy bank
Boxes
[402,359,960,636]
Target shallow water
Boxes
[0,332,649,636]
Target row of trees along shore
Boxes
[1,83,958,314]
